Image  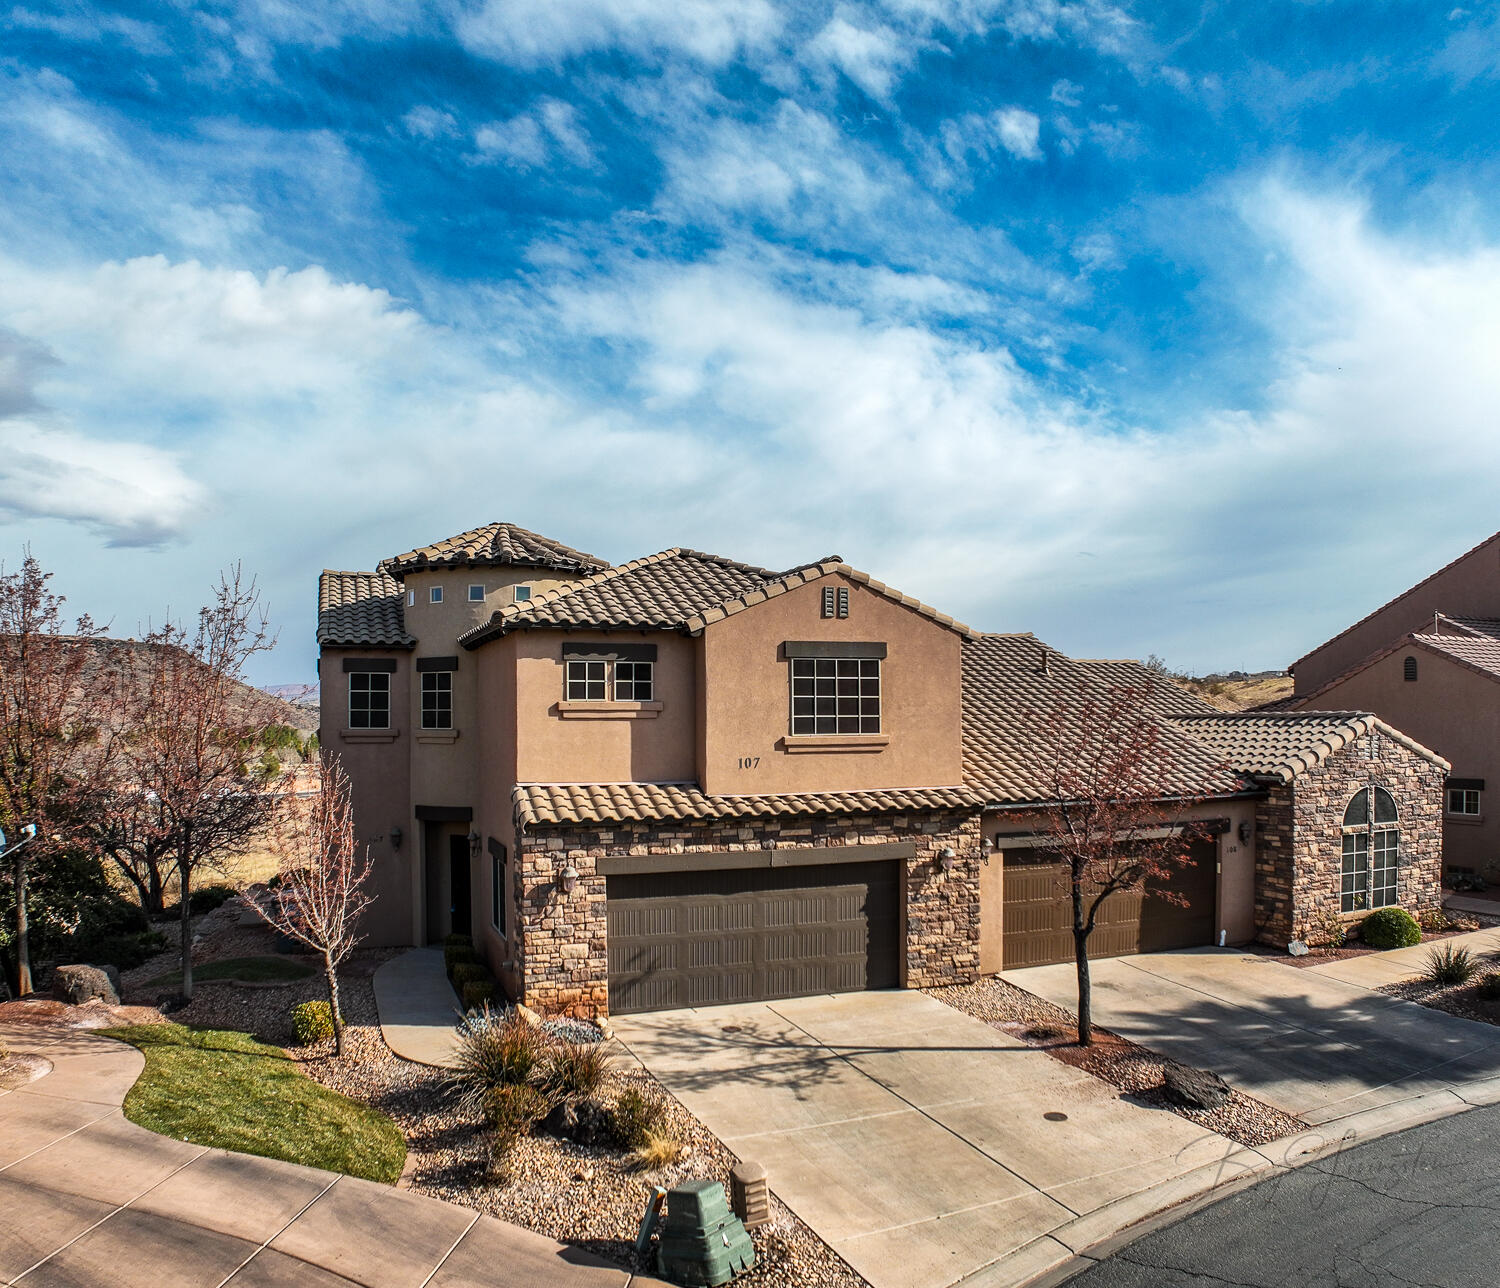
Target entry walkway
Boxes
[371,948,462,1068]
[1299,922,1500,989]
[0,1017,660,1286]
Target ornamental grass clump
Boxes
[1361,907,1422,950]
[539,1038,610,1101]
[1422,943,1479,987]
[450,1006,551,1109]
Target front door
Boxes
[449,834,473,940]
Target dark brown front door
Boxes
[449,834,472,940]
[606,861,900,1014]
[1000,838,1218,970]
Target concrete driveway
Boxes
[1006,947,1500,1128]
[614,991,1262,1288]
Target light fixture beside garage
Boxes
[1238,821,1252,845]
[559,865,579,895]
[938,846,956,873]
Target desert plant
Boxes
[450,1007,551,1109]
[1422,943,1479,987]
[539,1040,610,1101]
[609,1085,669,1150]
[1477,973,1500,1001]
[483,1083,551,1147]
[444,943,478,972]
[631,1128,685,1172]
[291,1000,334,1045]
[1361,907,1421,950]
[462,979,498,1011]
[1418,908,1453,935]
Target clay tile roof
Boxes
[379,522,610,579]
[317,570,414,649]
[960,635,1245,804]
[460,549,779,644]
[1167,711,1449,782]
[1432,615,1500,639]
[1412,632,1500,680]
[512,781,982,827]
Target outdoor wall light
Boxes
[1238,820,1252,845]
[980,838,995,866]
[560,865,579,895]
[468,828,481,858]
[389,826,402,850]
[938,846,956,873]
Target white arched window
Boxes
[1341,787,1399,913]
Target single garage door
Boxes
[606,861,900,1015]
[1001,837,1218,970]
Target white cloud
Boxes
[941,107,1043,163]
[403,105,459,139]
[471,99,597,169]
[804,10,911,101]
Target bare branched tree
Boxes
[0,554,110,995]
[104,566,278,1000]
[1034,684,1206,1046]
[256,753,373,1056]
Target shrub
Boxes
[1478,973,1500,1001]
[1418,908,1452,935]
[444,943,478,972]
[87,930,170,971]
[539,1040,610,1101]
[291,1000,334,1046]
[609,1086,669,1150]
[450,962,490,989]
[631,1129,685,1173]
[483,1083,551,1147]
[444,933,472,949]
[450,1007,551,1109]
[1422,944,1479,987]
[1361,907,1421,950]
[462,980,499,1011]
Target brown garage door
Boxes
[1001,838,1218,970]
[606,861,900,1014]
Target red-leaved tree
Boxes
[1034,683,1206,1045]
[256,753,373,1056]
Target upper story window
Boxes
[566,659,606,700]
[1447,779,1483,816]
[791,656,881,735]
[1340,786,1399,913]
[468,584,485,602]
[348,671,390,729]
[407,589,415,607]
[430,586,443,604]
[1404,656,1418,681]
[514,585,532,603]
[421,671,452,729]
[614,660,654,701]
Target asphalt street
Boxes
[1063,1103,1500,1288]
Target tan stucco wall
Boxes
[1294,533,1500,694]
[319,647,416,947]
[1304,648,1496,877]
[697,574,965,795]
[976,798,1258,973]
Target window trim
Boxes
[1448,786,1482,817]
[789,654,882,736]
[514,585,532,603]
[430,585,443,604]
[420,669,453,730]
[468,583,485,602]
[1340,786,1400,913]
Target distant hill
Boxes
[1175,670,1293,712]
[262,683,319,711]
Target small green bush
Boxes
[291,1000,334,1046]
[1422,943,1479,987]
[444,933,472,949]
[483,1083,551,1145]
[450,1008,551,1109]
[609,1086,669,1150]
[87,930,170,971]
[540,1040,610,1101]
[1361,907,1421,950]
[462,980,499,1011]
[1478,973,1500,1001]
[450,962,490,989]
[444,943,478,972]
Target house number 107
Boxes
[737,757,761,769]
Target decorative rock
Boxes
[516,1003,544,1028]
[543,1096,613,1146]
[1163,1062,1231,1111]
[1287,940,1310,957]
[52,965,119,1007]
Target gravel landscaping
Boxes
[1379,975,1500,1026]
[927,976,1308,1147]
[1247,912,1499,969]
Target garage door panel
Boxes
[607,861,899,1014]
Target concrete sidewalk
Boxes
[0,1018,660,1287]
[371,948,462,1068]
[1300,923,1500,988]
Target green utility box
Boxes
[656,1180,756,1287]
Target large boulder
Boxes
[1163,1062,1231,1111]
[543,1097,613,1146]
[52,965,120,1007]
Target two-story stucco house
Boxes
[318,522,1447,1018]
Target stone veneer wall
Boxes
[1255,729,1444,947]
[514,809,982,1018]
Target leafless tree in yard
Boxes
[0,554,111,996]
[1034,684,1206,1046]
[104,566,278,1000]
[256,753,373,1056]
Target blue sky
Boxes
[4,0,1500,684]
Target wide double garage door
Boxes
[607,860,900,1015]
[1001,837,1219,970]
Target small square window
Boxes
[468,584,485,602]
[514,585,532,603]
[566,659,606,701]
[421,671,452,729]
[1449,787,1482,816]
[348,671,390,729]
[615,659,654,702]
[430,586,443,604]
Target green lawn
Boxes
[142,956,315,989]
[103,1024,405,1183]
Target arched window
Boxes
[1404,656,1418,682]
[1341,787,1399,913]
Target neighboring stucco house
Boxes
[318,522,1446,1018]
[1288,529,1500,883]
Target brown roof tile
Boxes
[317,570,414,649]
[380,522,610,579]
[513,781,981,827]
[1169,711,1448,781]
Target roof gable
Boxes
[1169,711,1449,782]
[380,522,610,579]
